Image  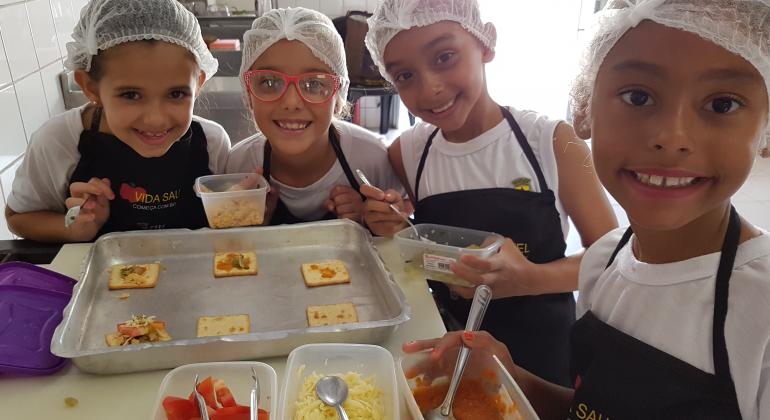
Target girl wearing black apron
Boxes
[69,107,211,236]
[414,106,575,387]
[568,206,743,419]
[262,126,363,225]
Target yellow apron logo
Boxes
[512,177,531,191]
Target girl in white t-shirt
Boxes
[361,0,617,386]
[404,1,770,418]
[226,8,401,225]
[4,0,229,242]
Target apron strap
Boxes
[500,106,549,192]
[328,126,365,199]
[603,206,741,384]
[605,227,633,269]
[713,205,740,381]
[263,125,364,199]
[414,128,440,202]
[90,106,103,132]
[413,106,551,201]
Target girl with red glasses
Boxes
[226,8,403,225]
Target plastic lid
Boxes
[0,263,75,375]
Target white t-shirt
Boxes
[399,106,569,237]
[6,105,231,214]
[577,228,770,419]
[226,120,403,221]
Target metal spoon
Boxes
[355,168,431,242]
[250,367,260,420]
[315,375,350,420]
[193,374,211,420]
[425,285,493,420]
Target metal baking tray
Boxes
[51,220,410,374]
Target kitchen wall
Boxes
[214,0,381,17]
[0,0,89,240]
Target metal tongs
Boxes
[250,366,261,420]
[193,374,211,420]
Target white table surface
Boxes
[0,238,446,419]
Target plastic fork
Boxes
[250,366,261,420]
[193,374,210,420]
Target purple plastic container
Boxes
[0,262,76,375]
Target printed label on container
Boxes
[423,254,456,274]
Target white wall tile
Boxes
[16,72,49,139]
[365,0,379,13]
[0,85,27,157]
[0,157,21,239]
[276,0,295,7]
[27,0,62,67]
[0,158,20,203]
[0,0,20,6]
[343,0,367,12]
[49,0,76,58]
[318,1,345,18]
[360,96,378,108]
[0,32,10,87]
[0,3,38,80]
[70,0,88,15]
[295,0,320,10]
[40,60,65,116]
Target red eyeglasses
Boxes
[243,69,343,104]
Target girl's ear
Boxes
[74,69,100,104]
[573,111,592,140]
[195,70,206,96]
[482,46,495,64]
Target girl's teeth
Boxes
[277,121,309,130]
[634,172,696,188]
[432,98,455,113]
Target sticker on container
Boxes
[423,254,455,274]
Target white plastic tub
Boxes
[195,173,269,228]
[397,349,539,420]
[280,343,398,420]
[394,223,504,287]
[151,361,278,419]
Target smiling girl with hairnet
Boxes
[404,1,770,418]
[4,0,230,242]
[226,7,402,225]
[361,0,619,387]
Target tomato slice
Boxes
[187,376,218,409]
[214,381,237,407]
[162,396,196,420]
[210,405,250,420]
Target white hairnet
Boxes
[571,0,770,150]
[365,0,497,84]
[64,0,218,80]
[239,7,349,108]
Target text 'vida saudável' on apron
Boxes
[568,206,743,419]
[413,106,575,387]
[262,126,363,225]
[69,107,211,236]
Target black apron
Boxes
[262,126,363,225]
[414,106,575,386]
[568,206,742,419]
[69,107,210,236]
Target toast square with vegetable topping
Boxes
[301,260,350,287]
[108,263,160,290]
[213,252,258,277]
[306,302,358,327]
[196,314,251,337]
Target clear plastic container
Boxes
[195,173,270,228]
[397,349,539,420]
[151,361,278,420]
[280,343,398,420]
[394,223,504,287]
